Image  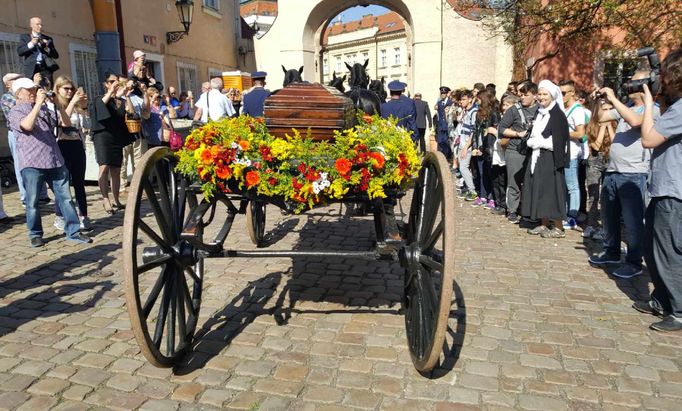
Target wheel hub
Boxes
[173,241,197,267]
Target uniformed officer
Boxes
[435,86,453,158]
[380,80,418,142]
[241,71,271,117]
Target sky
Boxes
[331,5,391,24]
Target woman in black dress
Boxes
[91,71,127,214]
[521,79,570,238]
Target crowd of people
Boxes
[0,17,268,247]
[420,47,681,332]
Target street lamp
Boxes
[166,0,194,44]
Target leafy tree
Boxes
[452,0,682,75]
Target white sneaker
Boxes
[53,216,65,231]
[582,226,596,238]
[80,216,93,232]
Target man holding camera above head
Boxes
[17,17,59,88]
[638,47,682,332]
[587,70,660,279]
[7,78,92,247]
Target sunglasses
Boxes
[61,86,74,91]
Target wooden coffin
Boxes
[264,82,355,141]
[222,71,252,95]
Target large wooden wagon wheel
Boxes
[246,201,266,247]
[123,147,204,367]
[402,151,455,372]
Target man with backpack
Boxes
[498,81,539,223]
[559,80,587,229]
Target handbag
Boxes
[57,126,83,141]
[43,55,60,73]
[164,117,184,150]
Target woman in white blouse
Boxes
[521,79,571,238]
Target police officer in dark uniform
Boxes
[435,86,453,159]
[241,71,271,117]
[380,80,419,142]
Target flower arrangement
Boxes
[175,114,422,213]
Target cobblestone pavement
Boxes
[0,185,680,411]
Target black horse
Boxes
[328,71,346,93]
[282,65,303,87]
[368,77,387,102]
[344,60,381,115]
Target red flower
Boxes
[362,114,372,123]
[298,163,307,174]
[368,152,385,170]
[259,145,274,162]
[268,177,277,186]
[245,171,260,188]
[215,165,232,179]
[335,158,352,176]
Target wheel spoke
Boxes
[419,166,441,242]
[142,265,168,319]
[421,220,443,254]
[142,180,174,242]
[138,220,171,251]
[152,273,172,348]
[419,254,444,274]
[176,275,188,342]
[184,265,202,285]
[154,161,175,232]
[166,271,177,356]
[413,167,430,243]
[138,254,172,275]
[179,274,197,317]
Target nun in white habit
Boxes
[521,79,571,238]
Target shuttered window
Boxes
[71,47,99,100]
[0,33,22,122]
[177,62,198,95]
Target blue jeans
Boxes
[8,130,48,203]
[565,158,580,218]
[600,172,647,267]
[21,166,80,239]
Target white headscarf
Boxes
[537,79,564,113]
[527,80,564,173]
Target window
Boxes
[394,47,401,66]
[69,43,99,101]
[603,58,638,101]
[335,56,341,72]
[177,62,198,95]
[0,33,21,122]
[323,58,328,75]
[362,52,368,63]
[380,49,387,67]
[203,0,219,10]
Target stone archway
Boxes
[254,0,513,104]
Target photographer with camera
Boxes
[6,78,92,246]
[637,47,682,332]
[587,68,660,279]
[16,17,59,88]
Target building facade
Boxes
[0,0,250,154]
[240,0,277,39]
[321,12,408,89]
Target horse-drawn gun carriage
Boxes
[122,81,456,373]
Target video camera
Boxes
[624,47,661,95]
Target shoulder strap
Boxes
[206,90,212,122]
[515,103,526,126]
[566,102,582,119]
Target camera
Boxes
[45,91,55,98]
[624,47,661,95]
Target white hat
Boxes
[11,78,37,94]
[2,73,21,85]
[133,50,145,59]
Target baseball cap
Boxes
[133,50,146,59]
[2,73,21,85]
[11,78,37,94]
[439,86,451,94]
